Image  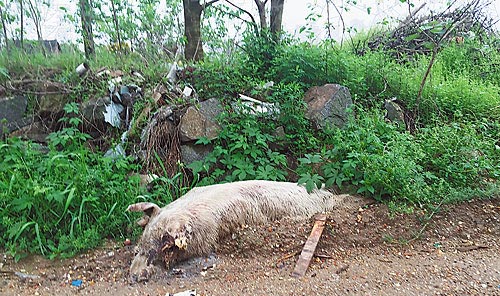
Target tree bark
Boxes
[79,0,95,59]
[253,0,267,30]
[20,0,24,50]
[110,0,123,52]
[0,5,9,52]
[270,0,284,38]
[183,0,204,61]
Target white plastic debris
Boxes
[96,69,111,78]
[167,63,178,85]
[104,143,125,159]
[238,94,279,115]
[110,76,122,85]
[166,289,197,296]
[182,86,193,97]
[103,101,124,128]
[15,272,41,280]
[75,63,90,76]
[131,70,145,83]
[262,81,274,89]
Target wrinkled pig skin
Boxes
[127,180,346,282]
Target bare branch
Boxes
[326,0,345,48]
[202,0,220,9]
[225,0,259,31]
[211,3,259,34]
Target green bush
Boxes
[0,137,144,259]
[189,103,288,185]
[297,108,499,206]
[416,121,500,188]
[297,108,429,203]
[0,105,150,259]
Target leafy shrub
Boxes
[189,103,288,185]
[0,105,150,259]
[297,107,499,206]
[0,137,145,259]
[416,120,500,188]
[189,58,252,100]
[267,82,318,153]
[268,43,333,88]
[240,30,281,76]
[297,108,430,204]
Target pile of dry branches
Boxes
[368,0,498,60]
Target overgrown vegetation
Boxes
[187,33,500,209]
[0,1,499,259]
[0,105,175,259]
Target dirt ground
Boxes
[1,197,499,296]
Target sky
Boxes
[13,0,500,44]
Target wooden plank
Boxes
[291,214,327,278]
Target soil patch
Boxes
[1,198,499,296]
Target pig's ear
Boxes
[127,202,160,218]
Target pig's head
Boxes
[127,202,193,282]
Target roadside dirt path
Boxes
[2,198,499,296]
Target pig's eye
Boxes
[146,249,157,265]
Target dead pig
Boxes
[127,180,345,282]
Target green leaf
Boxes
[13,221,35,242]
[34,223,45,255]
[423,41,435,49]
[430,27,444,34]
[195,137,211,145]
[404,33,420,42]
[0,66,10,79]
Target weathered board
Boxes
[291,214,327,278]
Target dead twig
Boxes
[276,250,300,264]
[314,254,333,260]
[457,245,488,252]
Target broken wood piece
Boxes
[291,214,327,278]
[314,254,333,260]
[276,250,300,264]
[457,245,488,252]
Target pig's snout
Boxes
[129,253,154,283]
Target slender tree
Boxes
[253,0,267,30]
[26,0,45,56]
[182,0,285,61]
[232,0,284,36]
[270,0,284,38]
[0,3,9,51]
[109,0,123,52]
[79,0,95,59]
[19,0,24,50]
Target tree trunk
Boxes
[20,0,24,50]
[183,0,204,61]
[79,0,95,59]
[270,0,284,38]
[254,0,267,30]
[110,0,123,53]
[26,0,45,56]
[0,5,9,52]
